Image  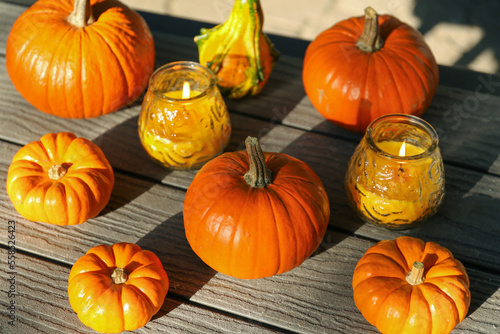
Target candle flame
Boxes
[182,82,190,99]
[399,140,406,157]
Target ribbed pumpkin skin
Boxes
[183,150,330,279]
[6,0,155,118]
[68,243,169,333]
[6,132,114,225]
[303,12,439,133]
[352,236,471,334]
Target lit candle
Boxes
[164,81,200,99]
[345,114,445,230]
[138,61,231,170]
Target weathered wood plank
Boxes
[1,1,499,333]
[1,230,499,333]
[0,138,499,333]
[1,141,358,333]
[0,250,284,334]
[1,98,500,271]
[1,32,500,179]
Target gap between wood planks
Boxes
[2,129,500,277]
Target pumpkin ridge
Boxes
[46,26,74,115]
[270,183,324,265]
[375,54,405,113]
[378,48,426,105]
[87,245,117,268]
[326,17,363,42]
[91,20,140,83]
[262,189,286,275]
[46,181,70,224]
[388,46,437,91]
[270,164,329,231]
[420,280,462,316]
[9,21,52,114]
[79,30,87,118]
[25,181,53,221]
[275,174,324,188]
[40,133,60,162]
[86,27,129,114]
[386,47,435,96]
[377,283,413,331]
[108,285,126,331]
[358,51,372,127]
[64,29,83,118]
[72,272,115,315]
[190,183,243,232]
[186,184,245,272]
[409,285,433,332]
[392,239,414,272]
[419,281,461,332]
[359,277,407,323]
[8,161,45,182]
[357,252,409,277]
[122,282,156,312]
[334,22,363,41]
[62,175,100,223]
[228,187,255,273]
[86,252,114,273]
[289,183,328,239]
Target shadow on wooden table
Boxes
[96,115,174,181]
[95,114,177,217]
[417,74,500,315]
[136,212,217,317]
[277,112,500,318]
[414,0,500,74]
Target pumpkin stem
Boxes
[48,165,68,180]
[111,267,128,284]
[405,261,425,285]
[356,7,384,53]
[243,136,272,188]
[67,0,94,28]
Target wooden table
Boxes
[1,1,499,333]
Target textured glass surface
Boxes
[138,62,231,170]
[345,114,445,230]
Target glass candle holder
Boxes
[345,114,445,230]
[138,61,231,170]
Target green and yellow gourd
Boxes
[194,0,279,98]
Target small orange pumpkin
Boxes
[6,0,155,118]
[68,242,169,333]
[303,7,439,133]
[6,132,114,225]
[183,137,330,279]
[352,236,471,334]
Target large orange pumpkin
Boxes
[6,132,114,225]
[303,7,439,133]
[6,0,155,118]
[183,137,330,279]
[68,242,169,333]
[352,236,471,334]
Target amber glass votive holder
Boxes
[138,61,231,170]
[345,114,445,230]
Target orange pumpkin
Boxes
[303,7,439,133]
[183,137,330,279]
[68,242,169,333]
[6,132,114,225]
[6,0,155,118]
[352,236,471,334]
